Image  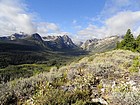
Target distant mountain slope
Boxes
[81,36,123,53]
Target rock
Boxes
[92,98,108,105]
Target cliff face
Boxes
[42,35,77,50]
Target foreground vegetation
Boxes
[0,50,140,105]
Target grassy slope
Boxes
[0,50,140,105]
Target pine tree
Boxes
[136,34,140,42]
[119,29,136,51]
[136,34,140,52]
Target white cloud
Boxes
[0,0,35,35]
[77,11,140,41]
[37,22,60,36]
[75,0,140,42]
[105,11,140,35]
[72,19,82,30]
[101,0,140,18]
[0,0,63,37]
[77,24,106,41]
[46,31,70,36]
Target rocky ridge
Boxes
[81,36,123,53]
[0,33,78,50]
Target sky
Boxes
[1,0,140,42]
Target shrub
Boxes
[129,57,140,73]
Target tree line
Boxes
[117,29,140,52]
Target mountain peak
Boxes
[42,34,77,49]
[62,34,69,38]
[10,33,28,40]
[30,33,43,41]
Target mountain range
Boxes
[0,33,78,51]
[0,33,122,68]
[0,33,123,52]
[0,33,85,68]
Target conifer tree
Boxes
[136,34,140,52]
[119,29,136,51]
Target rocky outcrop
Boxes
[81,38,99,50]
[43,35,77,50]
[81,36,122,53]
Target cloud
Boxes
[37,22,60,36]
[77,24,106,41]
[101,0,140,18]
[0,0,62,36]
[46,31,70,36]
[74,25,82,30]
[77,11,140,41]
[0,0,35,35]
[105,11,140,35]
[76,0,140,41]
